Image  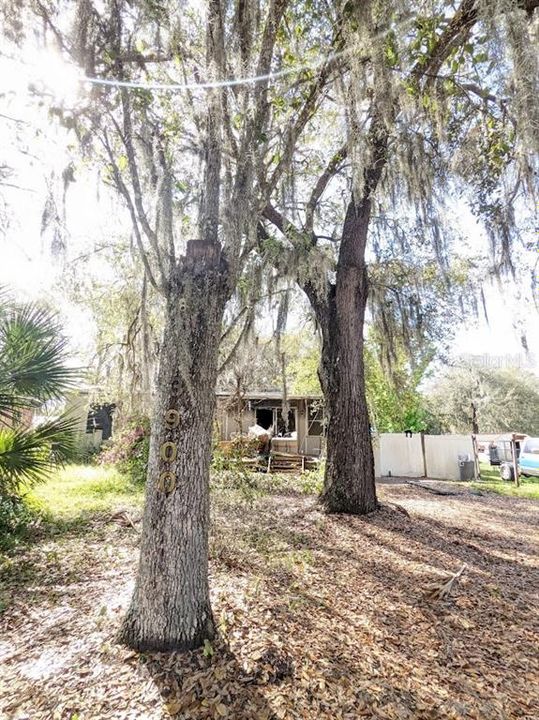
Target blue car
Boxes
[519,437,539,478]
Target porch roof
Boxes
[216,391,322,401]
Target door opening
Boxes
[256,408,273,430]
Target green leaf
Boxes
[0,414,79,494]
[0,303,78,420]
[203,639,214,657]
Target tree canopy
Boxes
[427,362,539,435]
[1,0,537,651]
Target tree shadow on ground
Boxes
[141,633,286,720]
[206,486,538,719]
[3,481,538,719]
[207,494,535,718]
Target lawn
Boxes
[28,464,144,519]
[471,462,539,500]
[1,466,538,719]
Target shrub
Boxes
[0,494,40,551]
[0,295,79,549]
[211,435,268,504]
[212,435,262,470]
[98,416,150,485]
[297,463,325,495]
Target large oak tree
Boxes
[262,0,538,513]
[5,0,347,650]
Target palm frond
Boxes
[0,414,79,494]
[0,302,78,417]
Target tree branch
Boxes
[199,0,226,242]
[304,144,348,234]
[253,0,290,116]
[411,0,478,86]
[266,48,346,196]
[100,132,161,294]
[115,94,167,287]
[218,309,254,374]
[411,0,539,89]
[230,0,290,207]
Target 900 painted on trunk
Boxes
[158,408,181,493]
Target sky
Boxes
[1,44,538,375]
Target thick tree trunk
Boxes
[119,249,229,651]
[315,202,378,515]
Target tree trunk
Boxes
[314,201,378,514]
[119,250,229,651]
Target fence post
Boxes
[511,434,520,487]
[420,432,428,478]
[471,434,481,480]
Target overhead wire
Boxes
[80,49,347,92]
[79,11,418,93]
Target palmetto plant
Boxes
[0,294,79,495]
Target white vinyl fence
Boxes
[424,435,474,481]
[378,433,425,478]
[375,433,475,481]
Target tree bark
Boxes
[119,249,229,651]
[311,201,378,515]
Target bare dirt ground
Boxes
[1,481,538,720]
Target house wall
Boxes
[379,433,425,477]
[302,436,324,456]
[296,399,307,450]
[226,409,256,438]
[65,390,102,451]
[215,405,228,440]
[65,391,90,436]
[424,434,474,480]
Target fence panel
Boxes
[379,433,424,477]
[424,435,474,481]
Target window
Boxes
[276,409,296,435]
[523,438,539,454]
[307,402,324,436]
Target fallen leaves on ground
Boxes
[1,481,538,719]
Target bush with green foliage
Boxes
[98,416,150,485]
[213,435,261,465]
[210,435,266,503]
[0,494,40,551]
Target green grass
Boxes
[470,462,539,500]
[28,464,144,519]
[25,462,322,529]
[25,461,539,525]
